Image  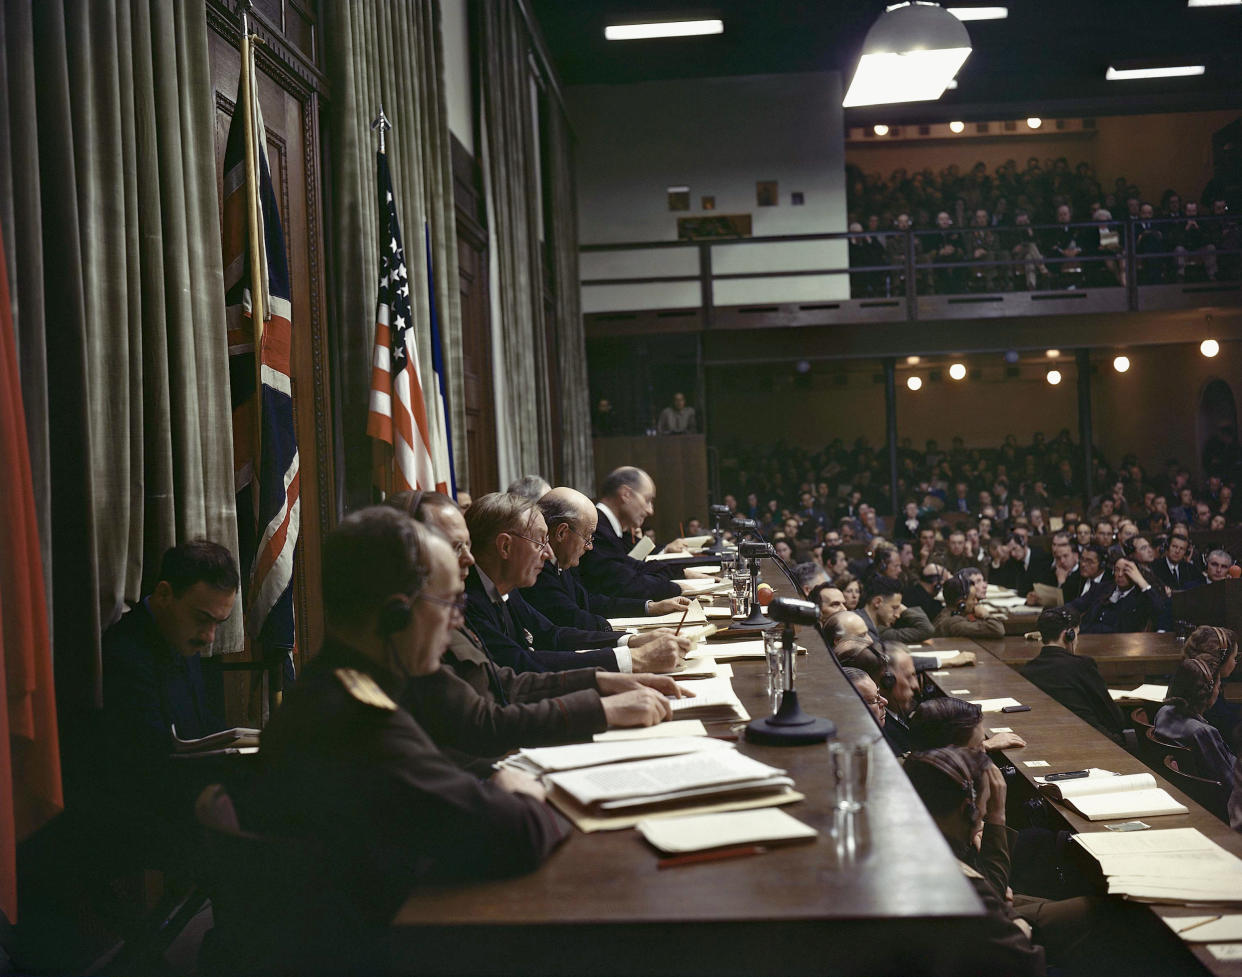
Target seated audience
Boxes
[1067,556,1164,633]
[1020,608,1127,744]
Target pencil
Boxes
[658,845,767,869]
[674,605,690,635]
[1177,915,1222,934]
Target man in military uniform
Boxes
[242,508,572,932]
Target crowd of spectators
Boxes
[844,157,1239,294]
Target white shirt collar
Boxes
[597,501,623,538]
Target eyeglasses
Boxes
[509,530,551,551]
[418,593,467,615]
[567,525,594,549]
[862,694,886,707]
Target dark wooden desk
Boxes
[920,636,1242,976]
[983,632,1184,682]
[392,584,992,976]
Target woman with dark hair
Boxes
[909,696,1026,753]
[1154,654,1237,788]
[835,572,860,611]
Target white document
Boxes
[594,720,708,742]
[1037,772,1187,820]
[608,599,706,631]
[910,651,960,667]
[1074,828,1216,859]
[628,535,656,560]
[547,748,787,808]
[704,606,734,619]
[969,697,1024,713]
[1210,944,1242,960]
[1108,684,1169,702]
[636,807,817,854]
[673,579,732,597]
[667,676,750,722]
[506,736,730,774]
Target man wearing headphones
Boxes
[834,635,921,755]
[932,574,1005,638]
[1019,607,1127,744]
[244,507,570,933]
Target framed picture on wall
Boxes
[667,186,690,211]
[756,180,778,206]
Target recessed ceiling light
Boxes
[874,124,890,136]
[604,19,724,41]
[1046,348,1061,358]
[947,6,1009,20]
[1026,117,1042,129]
[1106,64,1205,80]
[907,376,923,391]
[949,120,965,133]
[906,355,921,365]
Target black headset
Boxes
[378,595,414,636]
[869,640,897,690]
[1053,605,1077,643]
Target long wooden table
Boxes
[392,588,994,975]
[920,635,1242,977]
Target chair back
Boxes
[1162,755,1228,821]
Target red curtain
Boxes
[0,227,61,922]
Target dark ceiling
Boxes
[529,0,1242,122]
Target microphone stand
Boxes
[738,553,777,630]
[747,617,836,745]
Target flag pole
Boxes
[371,103,392,155]
[240,0,265,479]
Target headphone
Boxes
[378,594,414,636]
[1209,626,1233,676]
[1051,605,1077,643]
[869,640,897,690]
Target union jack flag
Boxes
[367,151,453,494]
[222,50,299,680]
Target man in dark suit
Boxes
[395,491,685,772]
[577,467,701,602]
[1050,534,1085,602]
[524,487,689,631]
[991,532,1053,597]
[465,492,688,675]
[1020,608,1127,744]
[1067,557,1165,634]
[1152,533,1201,592]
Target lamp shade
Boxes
[843,2,972,107]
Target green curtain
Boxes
[323,0,467,509]
[546,100,594,493]
[0,0,241,721]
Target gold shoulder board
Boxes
[334,668,398,711]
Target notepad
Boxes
[171,726,260,754]
[1040,772,1188,820]
[594,720,707,742]
[628,536,656,560]
[666,676,750,722]
[608,599,707,631]
[636,807,817,854]
[546,748,790,813]
[1109,684,1169,703]
[969,697,1024,713]
[501,736,730,775]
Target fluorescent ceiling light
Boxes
[605,19,723,40]
[1106,64,1205,80]
[1188,0,1241,7]
[843,3,972,107]
[947,6,1008,20]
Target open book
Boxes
[666,676,750,723]
[1039,771,1188,820]
[171,725,259,754]
[546,747,791,813]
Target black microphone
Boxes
[767,597,818,626]
[706,504,733,555]
[739,539,772,560]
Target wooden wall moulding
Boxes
[206,0,328,100]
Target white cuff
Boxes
[617,634,633,647]
[613,647,633,672]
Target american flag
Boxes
[367,151,452,493]
[222,50,299,678]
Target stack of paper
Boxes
[969,697,1024,714]
[687,639,805,663]
[1076,829,1242,904]
[499,736,730,777]
[608,599,706,631]
[594,719,707,742]
[546,747,793,814]
[672,578,732,597]
[1109,684,1169,703]
[636,807,817,854]
[910,650,963,668]
[1040,771,1188,821]
[667,676,750,722]
[671,657,732,680]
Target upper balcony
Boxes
[581,216,1242,358]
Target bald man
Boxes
[523,487,692,632]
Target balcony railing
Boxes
[580,215,1242,331]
